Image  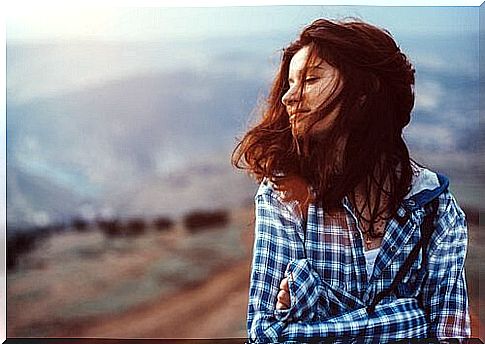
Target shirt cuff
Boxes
[274,258,322,322]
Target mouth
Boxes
[289,110,310,123]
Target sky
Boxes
[4,3,481,210]
[5,5,479,42]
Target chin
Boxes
[292,126,329,140]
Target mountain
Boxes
[7,66,267,227]
[7,163,93,228]
[6,32,481,227]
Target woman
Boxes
[232,18,470,342]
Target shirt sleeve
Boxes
[420,191,471,339]
[280,254,428,341]
[279,297,428,341]
[247,190,322,343]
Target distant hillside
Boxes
[6,33,481,227]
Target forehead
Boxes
[289,46,332,74]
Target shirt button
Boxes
[390,246,397,252]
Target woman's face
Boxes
[281,45,342,138]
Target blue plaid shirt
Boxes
[247,167,470,342]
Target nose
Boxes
[281,84,300,107]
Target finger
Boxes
[276,302,288,310]
[276,301,289,310]
[280,277,289,291]
[277,290,290,308]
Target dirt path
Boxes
[74,258,252,339]
[9,214,482,340]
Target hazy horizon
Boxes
[6,6,481,228]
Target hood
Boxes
[404,162,449,209]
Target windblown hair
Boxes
[232,18,416,237]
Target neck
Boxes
[352,166,391,224]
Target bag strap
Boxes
[366,198,439,314]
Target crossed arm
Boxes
[247,192,470,343]
[248,257,430,342]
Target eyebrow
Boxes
[292,66,328,74]
[307,65,327,70]
[288,64,333,80]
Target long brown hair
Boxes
[232,18,416,237]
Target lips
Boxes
[289,110,310,123]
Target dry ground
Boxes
[7,206,483,340]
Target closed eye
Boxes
[305,77,320,83]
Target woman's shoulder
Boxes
[256,177,279,198]
[255,177,306,224]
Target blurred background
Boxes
[6,5,483,339]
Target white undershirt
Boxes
[363,247,380,277]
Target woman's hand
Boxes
[276,277,291,310]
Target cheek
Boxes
[306,83,334,107]
[304,88,322,106]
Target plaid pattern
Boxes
[247,173,470,343]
